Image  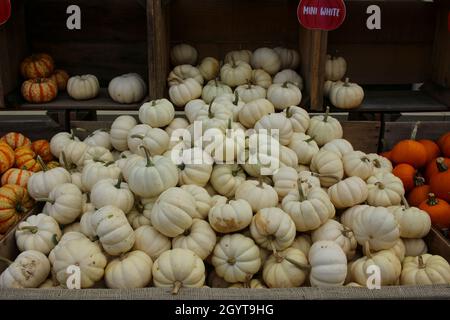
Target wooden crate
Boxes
[326,0,450,113]
[0,0,149,109]
[148,0,327,110]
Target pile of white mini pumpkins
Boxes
[1,64,449,292]
[167,44,303,110]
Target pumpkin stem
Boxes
[51,234,59,246]
[270,241,283,263]
[286,106,292,118]
[19,226,39,234]
[372,159,381,168]
[74,127,87,133]
[130,134,145,140]
[104,161,115,167]
[36,198,54,204]
[363,241,372,259]
[246,80,252,89]
[0,257,13,266]
[36,155,48,171]
[178,162,186,171]
[60,151,74,172]
[208,98,216,118]
[139,146,154,167]
[284,256,311,270]
[342,226,353,238]
[233,91,239,106]
[323,106,330,122]
[418,255,426,269]
[151,100,157,106]
[304,136,315,143]
[282,81,289,88]
[227,257,236,265]
[227,118,232,131]
[401,195,410,209]
[410,122,420,141]
[413,176,425,187]
[230,56,237,68]
[436,157,448,172]
[115,174,123,189]
[297,183,307,202]
[168,75,183,84]
[344,78,350,87]
[426,193,438,206]
[375,182,385,190]
[172,281,182,295]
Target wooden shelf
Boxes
[3,88,147,111]
[329,90,449,114]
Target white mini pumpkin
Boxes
[27,166,71,199]
[250,207,296,251]
[342,151,374,180]
[306,107,343,146]
[169,78,202,107]
[403,238,428,257]
[208,198,252,233]
[267,82,302,111]
[254,113,293,146]
[289,132,319,165]
[153,248,205,294]
[180,184,212,219]
[273,69,303,90]
[291,234,312,257]
[210,164,246,197]
[310,149,344,187]
[282,106,310,133]
[172,218,216,259]
[133,225,171,261]
[220,60,252,87]
[251,69,272,89]
[108,73,146,104]
[170,43,198,66]
[42,183,83,225]
[202,80,233,103]
[0,250,50,288]
[168,64,203,86]
[389,205,431,239]
[272,167,298,199]
[67,74,100,100]
[90,205,135,256]
[400,254,450,285]
[263,248,308,288]
[81,161,121,192]
[105,250,153,289]
[309,240,347,287]
[325,55,347,81]
[60,141,89,169]
[198,57,220,81]
[224,49,252,64]
[82,146,114,164]
[238,98,275,128]
[211,234,261,283]
[322,138,354,158]
[273,47,300,70]
[139,98,175,128]
[366,172,405,207]
[91,177,134,214]
[235,180,279,212]
[15,214,61,255]
[165,117,189,137]
[330,78,364,110]
[312,219,357,260]
[50,132,79,158]
[328,176,368,209]
[84,129,112,150]
[110,115,137,151]
[235,83,266,103]
[251,47,281,75]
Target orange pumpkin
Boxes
[49,69,69,91]
[46,161,60,169]
[429,158,450,202]
[20,53,54,79]
[425,157,450,182]
[392,163,416,192]
[32,139,53,162]
[380,150,392,161]
[391,123,427,168]
[1,168,33,187]
[418,139,440,164]
[419,193,450,229]
[0,184,34,234]
[0,132,31,150]
[407,177,431,207]
[437,132,450,158]
[21,78,58,103]
[0,141,14,174]
[14,146,41,172]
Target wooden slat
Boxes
[382,121,450,151]
[425,227,450,263]
[0,116,63,141]
[147,0,169,99]
[341,121,381,153]
[431,0,450,89]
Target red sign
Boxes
[297,0,346,31]
[0,0,11,26]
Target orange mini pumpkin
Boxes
[1,168,33,187]
[0,132,31,150]
[20,53,54,79]
[0,141,14,174]
[21,78,58,103]
[32,139,53,162]
[418,139,440,164]
[380,150,393,162]
[419,193,450,229]
[392,163,416,192]
[14,146,41,172]
[425,157,450,182]
[0,184,34,234]
[429,158,450,202]
[391,122,427,168]
[407,176,431,207]
[49,69,69,91]
[437,132,450,158]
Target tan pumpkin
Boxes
[49,69,69,91]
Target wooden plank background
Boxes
[327,1,437,85]
[382,121,450,151]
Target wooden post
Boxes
[147,0,169,99]
[431,0,450,89]
[299,27,328,111]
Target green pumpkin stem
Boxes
[323,106,330,122]
[233,91,239,106]
[172,281,182,295]
[19,226,39,234]
[401,195,410,209]
[363,241,372,259]
[344,77,350,86]
[297,183,307,202]
[115,174,123,189]
[282,81,289,88]
[139,146,154,167]
[35,198,54,204]
[304,136,315,143]
[151,100,157,106]
[418,255,425,269]
[130,134,145,140]
[426,193,438,206]
[36,155,48,172]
